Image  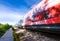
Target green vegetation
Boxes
[13,31,19,41]
[12,27,24,41]
[0,23,12,37]
[12,27,19,41]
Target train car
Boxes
[22,0,60,33]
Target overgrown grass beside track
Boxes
[12,27,24,41]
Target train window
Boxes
[33,8,40,16]
[26,17,30,22]
[43,11,49,19]
[32,15,36,22]
[32,15,36,18]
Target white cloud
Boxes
[0,4,23,25]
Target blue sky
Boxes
[0,0,41,25]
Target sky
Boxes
[0,0,41,25]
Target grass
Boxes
[12,27,24,41]
[13,31,19,41]
[12,27,19,41]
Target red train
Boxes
[22,0,60,33]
